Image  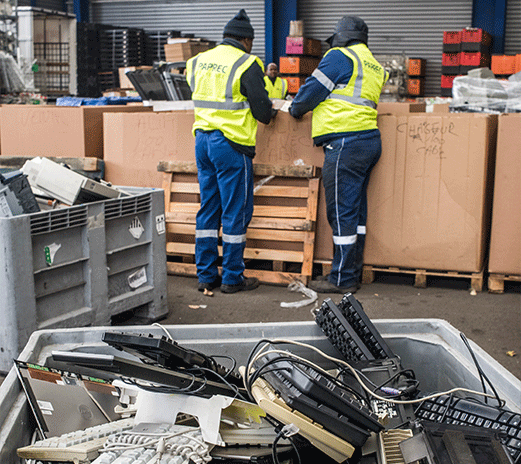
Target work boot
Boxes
[198,276,222,292]
[307,279,358,294]
[221,277,260,294]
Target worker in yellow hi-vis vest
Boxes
[289,15,388,294]
[186,9,277,294]
[264,63,288,99]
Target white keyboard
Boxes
[92,423,212,464]
[17,418,135,462]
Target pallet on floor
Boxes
[159,161,320,285]
[362,265,484,292]
[488,273,521,294]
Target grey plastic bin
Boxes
[0,319,520,463]
[0,187,168,373]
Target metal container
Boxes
[0,319,519,463]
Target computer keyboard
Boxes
[246,372,356,463]
[415,394,521,463]
[253,348,383,447]
[17,417,135,462]
[314,295,394,362]
[92,422,212,464]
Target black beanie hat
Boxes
[326,15,368,47]
[223,9,254,39]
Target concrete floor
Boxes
[141,272,521,381]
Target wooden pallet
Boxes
[0,156,102,172]
[159,161,320,285]
[362,265,485,292]
[488,274,521,294]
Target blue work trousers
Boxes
[194,130,254,286]
[322,130,382,288]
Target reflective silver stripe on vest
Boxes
[193,100,250,110]
[312,68,335,92]
[190,55,199,90]
[192,50,252,111]
[329,94,377,108]
[281,78,287,97]
[357,225,366,234]
[222,233,247,244]
[195,229,219,239]
[343,47,364,97]
[333,234,357,245]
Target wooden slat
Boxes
[166,262,308,285]
[167,203,308,219]
[301,177,320,277]
[165,212,313,231]
[0,156,101,171]
[167,242,304,263]
[162,172,174,217]
[167,222,307,242]
[158,160,318,178]
[169,182,310,199]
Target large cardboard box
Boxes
[164,40,211,62]
[488,114,521,275]
[0,105,152,159]
[365,113,497,272]
[104,111,196,187]
[377,102,426,114]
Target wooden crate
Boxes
[159,161,320,285]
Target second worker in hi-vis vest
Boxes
[186,9,276,294]
[289,15,388,294]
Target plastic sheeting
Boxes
[451,74,521,113]
[56,96,142,106]
[0,52,26,94]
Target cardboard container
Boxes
[279,56,320,75]
[488,114,521,275]
[376,102,426,115]
[118,66,153,89]
[365,113,497,272]
[104,111,196,187]
[164,40,211,62]
[285,37,322,57]
[0,105,152,159]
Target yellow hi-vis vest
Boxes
[311,43,388,138]
[264,75,287,99]
[186,44,264,147]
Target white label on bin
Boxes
[129,217,144,239]
[37,400,54,412]
[128,267,147,289]
[0,194,13,217]
[156,214,166,235]
[44,243,61,266]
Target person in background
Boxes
[288,15,388,294]
[186,9,276,294]
[264,63,288,99]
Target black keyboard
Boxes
[416,394,521,463]
[315,295,394,362]
[253,349,383,447]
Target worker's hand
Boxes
[270,108,278,121]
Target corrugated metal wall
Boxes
[90,0,266,62]
[505,0,521,54]
[298,0,473,97]
[18,0,65,10]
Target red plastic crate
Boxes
[443,31,461,44]
[460,52,490,67]
[442,53,460,66]
[441,74,458,89]
[461,28,491,45]
[516,54,521,73]
[407,78,425,96]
